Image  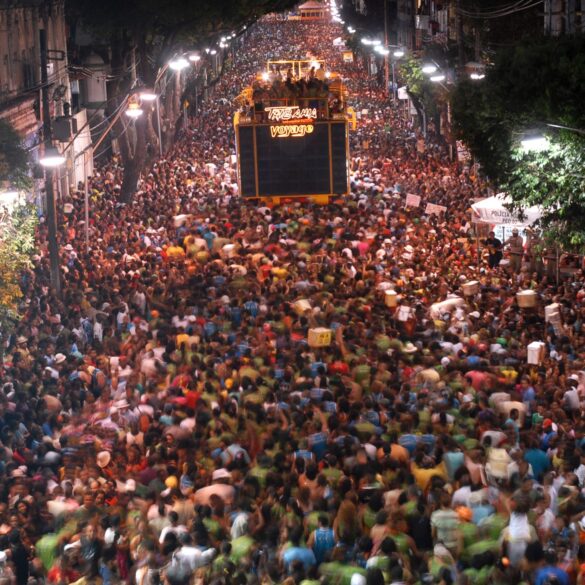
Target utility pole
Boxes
[456,0,465,66]
[384,0,390,98]
[40,27,61,297]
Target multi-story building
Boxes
[0,0,70,156]
[0,0,93,197]
[545,0,585,35]
[399,0,585,56]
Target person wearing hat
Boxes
[505,228,524,273]
[193,469,234,506]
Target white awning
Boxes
[471,194,543,227]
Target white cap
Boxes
[212,468,232,481]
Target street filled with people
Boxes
[3,14,585,585]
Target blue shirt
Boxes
[399,434,418,455]
[524,448,550,480]
[309,432,328,461]
[312,528,335,564]
[283,546,316,572]
[535,566,569,585]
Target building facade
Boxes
[0,1,95,199]
[0,0,70,157]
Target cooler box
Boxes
[308,328,332,347]
[545,303,561,322]
[462,281,479,296]
[293,299,312,315]
[385,290,398,307]
[527,341,545,364]
[397,305,411,322]
[517,290,537,308]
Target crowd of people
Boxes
[242,61,344,122]
[3,14,585,585]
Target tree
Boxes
[451,34,585,248]
[0,119,32,191]
[67,0,297,202]
[0,203,37,350]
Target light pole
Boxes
[39,27,64,297]
[391,49,404,104]
[168,56,191,136]
[188,54,201,116]
[139,90,162,157]
[374,45,405,103]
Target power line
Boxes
[458,0,544,18]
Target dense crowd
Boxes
[3,15,585,585]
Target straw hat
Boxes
[96,451,111,468]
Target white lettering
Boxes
[266,107,317,122]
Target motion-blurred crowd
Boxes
[2,15,585,585]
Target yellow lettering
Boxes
[269,124,315,138]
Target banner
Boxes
[405,193,421,208]
[471,194,542,227]
[425,203,447,216]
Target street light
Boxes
[422,63,438,75]
[139,91,158,101]
[521,135,550,152]
[430,73,446,83]
[393,49,405,58]
[188,53,201,62]
[470,72,485,80]
[40,147,66,168]
[125,103,144,118]
[138,90,163,156]
[169,56,190,71]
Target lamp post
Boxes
[188,54,201,116]
[167,56,191,136]
[39,27,64,296]
[139,90,162,157]
[373,44,405,102]
[390,49,404,104]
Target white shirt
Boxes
[172,545,216,572]
[159,524,188,544]
[565,388,580,410]
[452,486,472,507]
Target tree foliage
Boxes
[67,0,297,202]
[399,56,446,134]
[0,119,32,191]
[451,34,585,248]
[0,204,37,339]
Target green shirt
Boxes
[229,535,254,563]
[319,562,367,585]
[36,533,59,571]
